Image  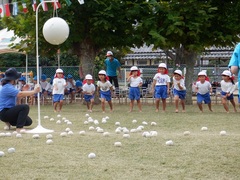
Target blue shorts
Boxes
[197,93,211,104]
[53,94,64,102]
[129,87,140,100]
[84,94,94,102]
[173,89,186,100]
[221,91,234,100]
[154,85,168,99]
[100,90,111,102]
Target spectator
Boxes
[65,74,76,103]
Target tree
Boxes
[136,0,240,104]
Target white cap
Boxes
[85,74,93,80]
[174,70,182,76]
[98,70,106,75]
[130,66,138,71]
[198,71,207,76]
[221,70,231,77]
[158,63,167,68]
[106,51,113,56]
[56,68,63,73]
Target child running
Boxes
[97,70,113,113]
[52,68,67,113]
[172,70,186,113]
[195,71,213,112]
[220,70,237,113]
[82,74,95,112]
[127,66,143,112]
[152,63,170,112]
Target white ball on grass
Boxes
[32,134,40,139]
[8,147,15,153]
[4,125,10,130]
[56,120,61,124]
[142,121,148,125]
[50,118,55,121]
[122,128,129,134]
[68,131,74,135]
[5,132,11,137]
[79,131,86,135]
[0,151,5,157]
[220,130,227,136]
[60,132,67,137]
[123,134,130,138]
[115,129,121,134]
[84,121,89,125]
[130,129,137,133]
[150,131,158,137]
[85,114,89,117]
[57,114,61,118]
[67,121,72,125]
[105,116,109,119]
[65,128,71,132]
[64,119,69,123]
[114,142,122,147]
[89,126,95,131]
[43,116,49,119]
[94,120,99,125]
[201,127,208,131]
[46,139,53,144]
[183,131,190,136]
[0,133,6,137]
[62,117,66,120]
[151,122,157,126]
[132,119,137,124]
[16,133,22,138]
[46,134,53,139]
[166,140,174,146]
[12,131,17,135]
[102,119,107,124]
[97,128,104,133]
[103,132,110,137]
[88,153,96,159]
[115,122,120,126]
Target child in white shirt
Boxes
[82,74,95,112]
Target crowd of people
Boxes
[0,49,240,132]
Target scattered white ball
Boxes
[64,119,69,123]
[65,128,71,132]
[220,130,227,136]
[12,131,17,135]
[79,131,86,135]
[16,133,22,138]
[115,122,120,126]
[43,116,49,119]
[3,125,10,130]
[123,134,130,138]
[166,140,174,146]
[84,121,89,125]
[0,133,6,137]
[46,139,53,144]
[122,128,129,134]
[46,134,53,139]
[142,131,151,138]
[97,128,104,133]
[201,127,208,131]
[56,120,61,124]
[57,114,61,118]
[8,147,15,153]
[103,132,110,137]
[32,134,40,139]
[102,119,107,124]
[183,131,190,136]
[114,142,122,147]
[132,119,137,124]
[89,126,95,131]
[0,151,5,157]
[60,132,67,137]
[142,121,148,125]
[150,131,158,137]
[94,120,99,125]
[5,132,11,137]
[85,114,89,117]
[67,121,72,125]
[115,128,121,134]
[105,116,109,119]
[130,129,137,133]
[68,131,74,135]
[151,122,157,126]
[62,117,66,120]
[50,118,55,121]
[88,153,96,159]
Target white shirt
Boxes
[97,81,112,91]
[220,80,235,94]
[129,77,143,87]
[40,81,51,91]
[52,78,66,95]
[153,73,170,86]
[66,79,76,89]
[196,81,211,94]
[82,83,95,93]
[172,77,186,90]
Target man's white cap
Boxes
[85,74,93,80]
[222,70,231,77]
[198,71,207,76]
[106,51,113,56]
[130,66,138,71]
[174,69,182,76]
[98,70,106,75]
[56,68,63,73]
[158,63,167,68]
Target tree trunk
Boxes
[183,48,197,105]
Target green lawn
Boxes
[0,102,240,180]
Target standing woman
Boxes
[0,68,40,133]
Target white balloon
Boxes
[43,17,69,45]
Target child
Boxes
[127,66,143,112]
[97,70,113,113]
[220,70,237,113]
[152,63,170,112]
[40,74,51,104]
[172,70,186,113]
[82,74,95,112]
[65,74,76,103]
[52,69,67,112]
[195,71,213,112]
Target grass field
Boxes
[0,102,240,180]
